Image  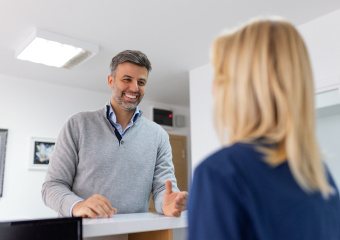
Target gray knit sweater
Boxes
[41,106,179,216]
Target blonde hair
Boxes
[212,18,333,197]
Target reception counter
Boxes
[83,212,187,240]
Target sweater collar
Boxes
[105,103,142,125]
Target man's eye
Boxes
[138,81,146,86]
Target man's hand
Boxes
[162,180,188,217]
[72,194,117,218]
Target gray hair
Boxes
[110,50,152,75]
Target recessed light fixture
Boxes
[16,29,99,69]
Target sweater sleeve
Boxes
[152,129,179,214]
[188,159,247,240]
[41,116,83,216]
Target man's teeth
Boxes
[125,93,137,99]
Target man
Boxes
[42,50,187,218]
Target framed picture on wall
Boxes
[30,137,56,170]
[0,129,8,197]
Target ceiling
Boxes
[1,0,340,107]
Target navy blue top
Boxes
[188,143,340,240]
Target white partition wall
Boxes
[189,65,219,172]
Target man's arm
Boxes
[152,130,187,216]
[42,116,116,218]
[41,117,83,216]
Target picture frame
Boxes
[0,129,8,197]
[30,137,56,170]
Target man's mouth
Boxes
[123,92,139,101]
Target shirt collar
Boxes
[107,102,141,125]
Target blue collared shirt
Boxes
[108,103,141,136]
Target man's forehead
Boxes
[117,62,147,70]
[116,62,148,76]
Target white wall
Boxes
[299,9,340,91]
[0,73,190,221]
[189,9,340,187]
[0,73,108,220]
[317,114,340,188]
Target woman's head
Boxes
[212,18,332,197]
[213,18,313,145]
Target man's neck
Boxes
[111,102,135,130]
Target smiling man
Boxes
[42,50,187,218]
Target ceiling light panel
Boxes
[16,29,99,69]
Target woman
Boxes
[188,18,340,240]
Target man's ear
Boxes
[107,75,113,86]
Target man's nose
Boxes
[129,80,139,92]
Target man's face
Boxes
[108,62,148,112]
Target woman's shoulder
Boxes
[203,142,258,164]
[195,142,259,178]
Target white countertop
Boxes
[83,212,187,238]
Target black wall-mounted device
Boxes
[153,108,173,127]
